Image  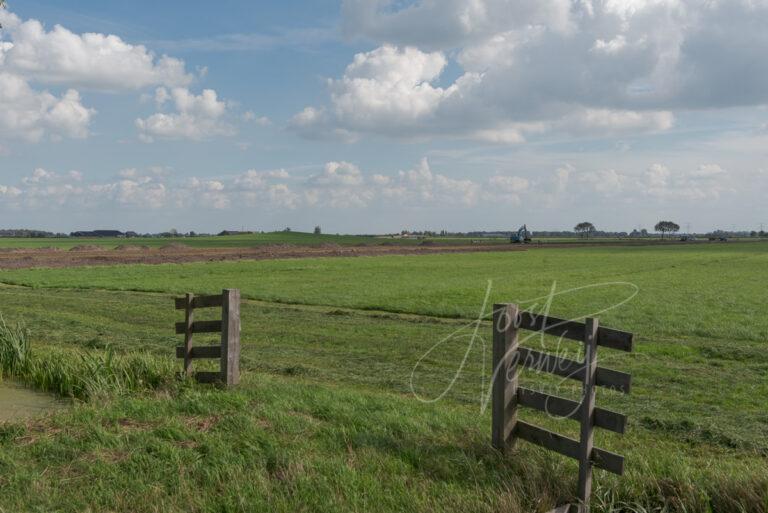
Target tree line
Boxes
[573,220,682,239]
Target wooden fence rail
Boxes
[175,289,240,386]
[492,304,633,512]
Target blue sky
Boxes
[1,0,767,234]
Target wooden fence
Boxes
[174,289,241,386]
[491,304,633,513]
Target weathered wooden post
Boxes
[491,303,519,451]
[577,318,599,512]
[183,292,195,377]
[220,288,240,386]
[175,288,240,387]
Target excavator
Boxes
[510,224,532,243]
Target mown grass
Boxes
[0,372,765,513]
[0,243,766,511]
[0,276,766,511]
[2,242,766,343]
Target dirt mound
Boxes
[158,242,191,252]
[69,245,105,252]
[320,243,342,249]
[34,246,63,252]
[114,245,149,252]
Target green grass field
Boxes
[0,231,512,250]
[0,243,766,512]
[0,232,384,249]
[0,231,724,250]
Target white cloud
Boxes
[296,0,768,143]
[0,72,95,142]
[111,179,167,209]
[578,168,627,195]
[645,163,670,188]
[689,163,727,179]
[136,87,236,142]
[341,0,574,50]
[185,177,229,209]
[313,161,364,186]
[592,35,628,54]
[639,163,733,200]
[0,184,22,199]
[489,175,530,193]
[0,158,746,215]
[0,10,191,91]
[242,111,271,125]
[379,158,482,207]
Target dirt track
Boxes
[0,243,531,269]
[0,238,742,270]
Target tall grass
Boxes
[0,315,174,399]
[0,315,30,379]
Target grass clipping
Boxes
[0,315,173,400]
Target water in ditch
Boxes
[0,380,65,422]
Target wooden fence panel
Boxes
[517,387,627,434]
[493,305,632,512]
[174,289,240,387]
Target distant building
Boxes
[70,230,124,237]
[218,230,252,236]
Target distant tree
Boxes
[761,230,766,237]
[750,230,758,237]
[574,222,596,239]
[168,228,179,237]
[314,225,322,235]
[654,221,680,239]
[284,227,291,232]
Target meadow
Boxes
[0,242,766,512]
[0,231,690,250]
[0,232,497,250]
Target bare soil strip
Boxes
[0,239,739,269]
[0,243,529,269]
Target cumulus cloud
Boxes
[242,111,271,125]
[0,10,191,90]
[640,162,733,200]
[184,177,229,209]
[341,0,574,50]
[136,87,236,142]
[0,72,95,142]
[0,10,201,144]
[0,159,498,212]
[296,0,768,143]
[0,157,748,215]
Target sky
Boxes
[0,0,767,234]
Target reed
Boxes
[0,315,174,399]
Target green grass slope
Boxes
[0,277,766,512]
